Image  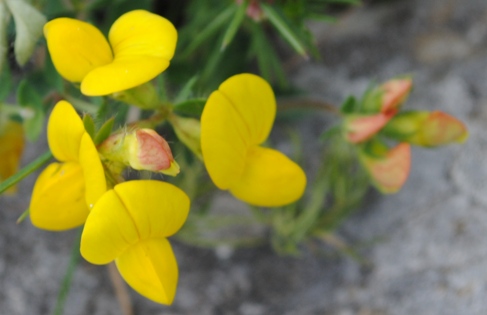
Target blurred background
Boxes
[1,0,487,314]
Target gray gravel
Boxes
[2,0,487,314]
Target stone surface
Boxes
[2,0,487,314]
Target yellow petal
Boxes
[44,18,112,82]
[229,146,306,207]
[30,162,89,231]
[113,180,190,240]
[201,90,249,189]
[81,10,177,96]
[218,73,276,145]
[79,133,106,208]
[116,238,178,305]
[80,189,139,265]
[47,101,85,162]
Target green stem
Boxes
[52,228,82,315]
[0,151,53,195]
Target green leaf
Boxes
[174,76,199,104]
[0,61,12,101]
[17,80,44,141]
[260,3,309,59]
[0,151,52,195]
[221,2,248,51]
[340,96,358,114]
[174,98,207,117]
[94,117,114,145]
[180,5,236,58]
[83,114,96,140]
[5,0,46,66]
[0,2,10,73]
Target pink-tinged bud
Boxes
[99,128,180,176]
[344,112,393,144]
[236,0,266,22]
[360,143,411,194]
[383,110,468,147]
[380,77,413,113]
[413,111,468,147]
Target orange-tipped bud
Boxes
[383,111,468,147]
[344,112,393,144]
[99,128,179,176]
[360,143,411,194]
[380,77,413,113]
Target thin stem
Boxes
[0,151,53,195]
[52,228,82,315]
[278,98,341,115]
[108,263,133,315]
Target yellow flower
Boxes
[0,121,25,194]
[30,101,106,230]
[44,10,177,96]
[201,73,306,207]
[80,180,190,305]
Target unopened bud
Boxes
[99,128,180,176]
[380,77,413,113]
[359,142,411,194]
[383,110,468,147]
[170,115,202,159]
[343,112,393,144]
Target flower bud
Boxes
[343,112,392,144]
[169,115,202,159]
[382,110,468,147]
[380,77,412,113]
[99,128,180,176]
[359,143,411,194]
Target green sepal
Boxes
[94,117,115,145]
[360,137,389,158]
[83,114,96,141]
[173,98,207,117]
[340,96,358,114]
[381,110,425,141]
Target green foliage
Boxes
[16,80,45,141]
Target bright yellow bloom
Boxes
[360,143,411,194]
[201,73,306,207]
[0,121,24,194]
[80,180,190,305]
[30,101,106,230]
[44,10,177,96]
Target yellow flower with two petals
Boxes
[44,10,177,96]
[201,73,306,207]
[81,180,190,305]
[29,101,106,230]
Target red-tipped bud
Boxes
[360,143,411,194]
[344,112,393,144]
[380,77,413,113]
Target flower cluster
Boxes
[342,77,468,193]
[30,9,307,305]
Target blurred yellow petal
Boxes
[114,180,190,240]
[116,238,178,305]
[44,18,112,82]
[229,147,306,207]
[79,133,106,208]
[201,90,249,189]
[47,101,85,162]
[360,143,411,194]
[81,189,139,265]
[218,73,276,145]
[81,10,177,96]
[0,121,24,194]
[30,162,89,231]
